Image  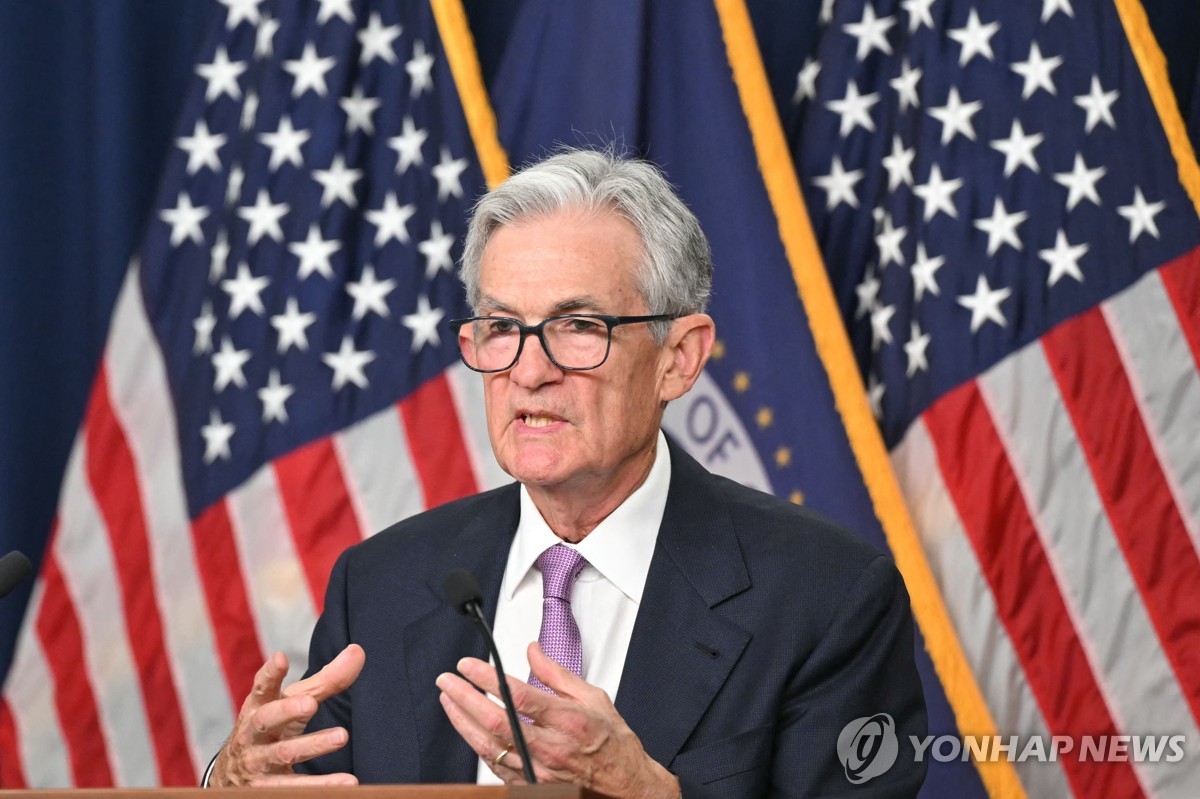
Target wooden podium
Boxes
[0,788,606,799]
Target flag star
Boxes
[226,165,245,206]
[289,223,341,280]
[948,9,1000,66]
[870,303,897,350]
[1039,230,1088,286]
[1074,76,1119,133]
[201,409,235,464]
[1053,154,1106,210]
[1117,187,1166,243]
[211,336,252,391]
[1011,42,1062,99]
[340,87,380,135]
[389,116,428,174]
[160,193,209,246]
[238,189,289,245]
[990,119,1043,177]
[911,243,945,301]
[812,155,864,210]
[346,264,397,320]
[855,270,881,319]
[193,301,217,354]
[913,164,963,221]
[928,87,982,144]
[177,119,226,175]
[792,57,821,104]
[881,135,915,191]
[313,154,363,209]
[358,12,401,65]
[402,295,445,352]
[406,40,435,97]
[905,321,931,377]
[827,81,880,136]
[221,262,270,318]
[843,5,895,61]
[875,213,907,268]
[258,369,295,424]
[1042,0,1074,22]
[284,43,336,98]
[957,275,1012,332]
[819,0,835,25]
[241,90,259,130]
[317,0,355,25]
[867,373,886,418]
[258,116,311,170]
[255,14,280,58]
[973,197,1028,255]
[196,46,246,102]
[322,336,376,390]
[219,0,263,28]
[210,229,230,282]
[432,148,469,201]
[365,192,416,246]
[270,297,317,352]
[901,0,936,32]
[889,59,922,112]
[419,219,456,278]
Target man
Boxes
[207,149,927,796]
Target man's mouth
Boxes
[520,413,562,428]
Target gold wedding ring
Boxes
[492,745,512,769]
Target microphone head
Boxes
[0,551,33,598]
[442,569,483,615]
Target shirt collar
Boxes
[502,429,671,604]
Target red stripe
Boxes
[923,384,1145,799]
[36,549,114,786]
[1043,308,1200,726]
[399,373,479,508]
[0,698,27,787]
[191,500,265,713]
[83,369,196,784]
[1158,245,1200,371]
[273,438,364,611]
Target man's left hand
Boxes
[437,642,680,799]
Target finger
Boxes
[438,688,514,764]
[242,726,349,772]
[455,656,556,721]
[282,643,365,703]
[242,693,320,746]
[527,642,595,703]
[240,652,289,716]
[249,772,359,787]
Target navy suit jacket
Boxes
[298,437,927,796]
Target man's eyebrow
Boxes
[476,296,517,314]
[476,295,608,315]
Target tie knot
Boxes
[536,544,587,601]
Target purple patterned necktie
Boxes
[529,544,588,694]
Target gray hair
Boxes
[459,148,713,343]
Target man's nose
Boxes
[509,332,563,388]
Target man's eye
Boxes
[485,319,517,335]
[565,318,603,333]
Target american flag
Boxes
[792,0,1200,796]
[0,0,509,785]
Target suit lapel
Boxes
[402,485,520,782]
[615,440,752,766]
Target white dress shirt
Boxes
[476,430,671,784]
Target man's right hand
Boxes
[208,643,365,787]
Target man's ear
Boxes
[659,314,716,403]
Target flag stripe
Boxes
[333,403,426,535]
[55,442,156,785]
[1043,309,1200,727]
[83,370,196,784]
[36,553,114,787]
[224,467,316,686]
[398,373,479,507]
[980,343,1200,797]
[445,362,511,491]
[891,421,1066,799]
[1159,249,1200,373]
[0,699,27,788]
[104,269,235,760]
[273,439,365,611]
[191,500,267,712]
[923,382,1145,798]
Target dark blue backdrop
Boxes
[1,0,1196,735]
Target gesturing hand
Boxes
[437,642,680,799]
[209,643,365,787]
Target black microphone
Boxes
[0,551,33,598]
[443,569,537,784]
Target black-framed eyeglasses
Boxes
[448,313,679,373]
